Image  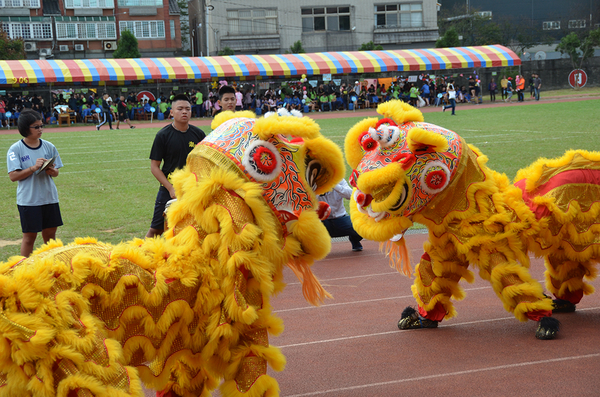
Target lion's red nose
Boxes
[355,192,373,207]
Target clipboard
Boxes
[35,155,57,175]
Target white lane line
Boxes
[60,149,149,155]
[278,315,515,348]
[287,272,399,285]
[275,287,493,313]
[60,166,148,174]
[64,158,148,165]
[283,353,600,397]
[278,306,600,348]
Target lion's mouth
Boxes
[353,183,409,221]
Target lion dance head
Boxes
[345,100,464,274]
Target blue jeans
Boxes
[322,215,363,249]
[534,88,540,100]
[192,104,203,117]
[444,98,456,114]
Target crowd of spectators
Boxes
[0,73,543,128]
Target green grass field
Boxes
[2,99,599,260]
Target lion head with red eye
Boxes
[344,100,463,243]
[206,110,345,255]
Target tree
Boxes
[435,27,460,48]
[556,28,600,70]
[177,0,189,50]
[288,40,305,54]
[0,28,25,60]
[218,47,234,56]
[358,41,383,51]
[113,30,141,58]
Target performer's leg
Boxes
[413,251,471,321]
[545,252,597,312]
[482,251,553,322]
[399,245,473,329]
[218,271,285,397]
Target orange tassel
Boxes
[380,238,412,277]
[286,257,332,306]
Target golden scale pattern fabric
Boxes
[0,112,345,397]
[344,101,599,326]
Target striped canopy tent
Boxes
[0,45,520,87]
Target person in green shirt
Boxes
[409,83,419,107]
[192,89,203,117]
[328,93,337,110]
[159,100,170,119]
[319,94,331,112]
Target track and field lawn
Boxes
[1,99,599,260]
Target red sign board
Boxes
[568,69,587,88]
[136,90,156,102]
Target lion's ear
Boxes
[407,128,449,153]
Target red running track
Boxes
[268,233,600,397]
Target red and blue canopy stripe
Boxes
[0,45,520,86]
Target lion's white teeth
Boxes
[367,206,385,222]
[391,233,404,242]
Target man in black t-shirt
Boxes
[146,94,206,238]
[115,95,135,130]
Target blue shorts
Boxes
[18,203,63,233]
[150,186,171,230]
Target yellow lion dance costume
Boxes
[345,100,598,340]
[0,110,344,396]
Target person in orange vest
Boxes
[515,75,525,102]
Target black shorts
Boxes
[118,112,128,122]
[150,186,171,230]
[18,203,63,233]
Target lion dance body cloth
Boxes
[345,100,598,339]
[0,110,345,397]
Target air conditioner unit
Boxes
[59,45,69,52]
[74,44,85,51]
[39,48,52,57]
[104,41,117,51]
[24,42,37,52]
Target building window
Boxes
[227,9,277,35]
[1,22,52,39]
[543,21,560,30]
[302,7,350,32]
[117,0,162,6]
[374,3,423,29]
[119,20,165,38]
[65,0,114,8]
[170,19,175,39]
[568,19,586,29]
[476,11,492,19]
[56,22,116,39]
[0,0,40,7]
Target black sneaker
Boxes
[397,307,438,329]
[96,125,100,131]
[352,244,363,252]
[552,299,576,313]
[130,126,136,129]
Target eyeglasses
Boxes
[30,125,44,130]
